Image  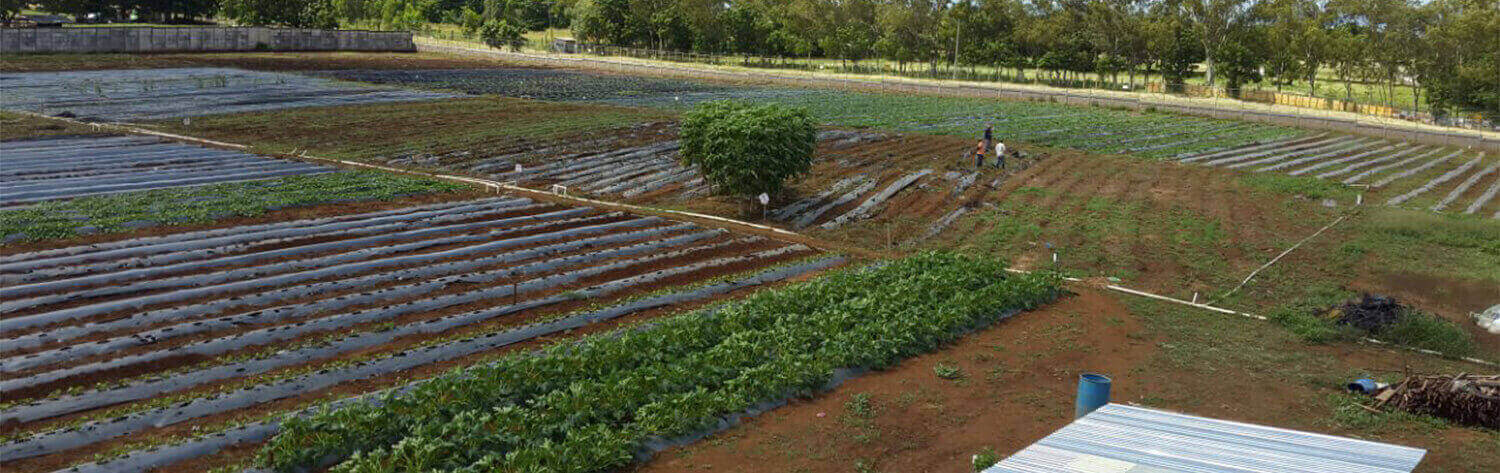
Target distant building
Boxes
[552,37,577,54]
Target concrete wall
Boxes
[1,27,415,54]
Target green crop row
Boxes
[257,252,1061,473]
[0,171,466,243]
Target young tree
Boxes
[678,101,816,202]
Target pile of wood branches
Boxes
[1374,374,1499,429]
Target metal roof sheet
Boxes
[985,403,1426,473]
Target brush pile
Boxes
[1326,294,1405,332]
[1374,374,1500,429]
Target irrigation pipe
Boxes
[1216,214,1349,303]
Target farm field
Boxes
[315,66,1304,160]
[153,96,673,162]
[1,135,336,208]
[1178,136,1500,218]
[0,115,469,243]
[1,51,1497,473]
[0,68,454,120]
[0,196,848,473]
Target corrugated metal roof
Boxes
[985,403,1426,473]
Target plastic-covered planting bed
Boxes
[0,205,602,308]
[2,240,811,425]
[0,135,336,207]
[791,178,880,229]
[0,197,530,277]
[0,68,455,121]
[1341,148,1452,185]
[1072,120,1235,149]
[1098,122,1247,149]
[11,255,844,469]
[2,219,677,354]
[1175,134,1325,162]
[1430,162,1499,212]
[1,226,723,372]
[1,200,544,285]
[1465,174,1500,215]
[1314,146,1436,179]
[1369,149,1466,187]
[0,197,520,266]
[820,170,933,230]
[772,176,866,221]
[1208,136,1361,168]
[1261,142,1400,173]
[0,210,640,332]
[1387,157,1484,206]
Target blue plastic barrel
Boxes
[1075,373,1112,419]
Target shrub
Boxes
[679,100,815,200]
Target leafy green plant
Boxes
[972,446,1001,471]
[679,100,815,201]
[257,252,1060,473]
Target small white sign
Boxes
[757,193,770,205]
[514,163,524,173]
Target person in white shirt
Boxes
[994,141,1006,169]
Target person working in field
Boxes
[974,139,987,169]
[995,141,1006,169]
[975,122,994,169]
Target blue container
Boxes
[1075,373,1112,419]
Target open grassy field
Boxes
[1,51,1494,473]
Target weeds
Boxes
[934,363,965,380]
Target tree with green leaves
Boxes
[221,0,339,28]
[481,18,527,50]
[1181,0,1256,87]
[1418,0,1499,120]
[2,0,24,27]
[678,101,815,202]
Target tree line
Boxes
[557,0,1496,119]
[12,0,1496,120]
[244,0,1500,120]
